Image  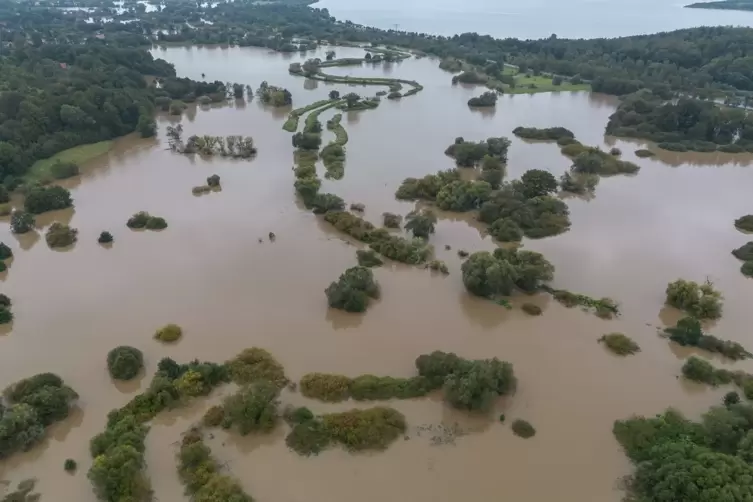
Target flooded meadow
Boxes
[1,44,752,501]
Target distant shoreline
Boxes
[685,0,753,11]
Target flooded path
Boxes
[0,44,752,501]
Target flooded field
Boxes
[1,44,752,501]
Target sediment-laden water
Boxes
[0,44,751,502]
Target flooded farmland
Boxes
[0,44,752,501]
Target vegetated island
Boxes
[686,0,753,10]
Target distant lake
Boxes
[314,0,753,39]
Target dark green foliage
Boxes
[226,347,288,387]
[682,356,729,385]
[382,212,402,228]
[478,185,571,239]
[511,419,536,438]
[724,391,741,407]
[445,137,510,166]
[24,186,73,214]
[609,147,621,156]
[258,81,292,107]
[0,307,14,324]
[221,381,280,435]
[518,169,558,198]
[461,248,554,298]
[436,180,493,211]
[300,373,352,402]
[571,148,640,176]
[665,279,723,320]
[106,346,143,381]
[64,458,77,472]
[559,172,598,194]
[0,373,77,459]
[325,266,380,313]
[0,243,12,260]
[521,303,542,316]
[283,406,315,425]
[665,317,751,360]
[127,212,168,230]
[735,215,753,232]
[292,132,322,150]
[598,333,640,356]
[206,174,220,187]
[45,223,77,248]
[732,242,753,261]
[50,161,79,180]
[512,127,574,141]
[489,218,523,242]
[356,249,383,268]
[309,193,345,214]
[742,261,753,277]
[395,169,460,201]
[404,209,436,238]
[98,231,113,244]
[427,260,449,274]
[468,91,498,107]
[0,186,8,204]
[607,92,753,150]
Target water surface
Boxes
[0,45,751,502]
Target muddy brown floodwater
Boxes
[1,44,753,501]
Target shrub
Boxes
[283,405,315,425]
[724,391,741,407]
[24,185,73,214]
[736,215,753,232]
[321,407,406,451]
[682,356,723,385]
[521,303,542,316]
[203,405,225,427]
[300,373,352,402]
[0,242,12,260]
[64,458,77,472]
[478,186,570,238]
[489,218,523,242]
[742,261,753,277]
[145,216,167,230]
[10,211,34,234]
[192,185,211,195]
[559,172,598,194]
[45,223,77,248]
[404,209,436,238]
[356,249,383,267]
[427,260,449,275]
[292,132,322,150]
[154,324,182,343]
[665,279,723,320]
[511,419,536,438]
[350,202,365,212]
[634,149,655,158]
[443,358,516,411]
[512,127,574,141]
[382,212,402,228]
[206,174,220,187]
[0,307,12,324]
[325,266,380,313]
[461,248,554,298]
[98,231,113,244]
[107,346,144,381]
[665,317,750,360]
[309,193,344,214]
[226,347,288,387]
[733,242,753,261]
[127,212,167,230]
[468,91,498,107]
[221,381,280,435]
[50,161,79,180]
[609,147,621,156]
[598,333,640,356]
[169,100,186,115]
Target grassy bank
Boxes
[27,140,113,182]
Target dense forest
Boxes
[3,0,753,179]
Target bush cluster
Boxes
[559,171,599,194]
[478,183,570,239]
[404,209,436,238]
[634,149,655,158]
[735,215,753,233]
[219,381,280,435]
[177,428,252,502]
[665,317,750,360]
[24,185,73,214]
[0,294,12,324]
[612,401,753,502]
[106,346,143,381]
[512,126,574,141]
[665,279,723,320]
[225,347,288,387]
[97,231,113,244]
[511,419,536,438]
[356,249,383,268]
[467,91,498,107]
[10,210,34,234]
[444,136,511,166]
[521,303,542,316]
[598,333,640,356]
[325,266,380,313]
[427,259,449,275]
[546,287,619,318]
[45,223,78,248]
[126,211,168,230]
[0,373,78,459]
[461,248,554,298]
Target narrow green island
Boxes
[686,0,753,10]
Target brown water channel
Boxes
[1,44,752,501]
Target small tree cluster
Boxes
[356,249,383,268]
[404,209,436,239]
[382,212,402,228]
[734,215,753,232]
[98,231,113,244]
[0,373,78,458]
[45,223,77,248]
[225,347,288,387]
[24,185,73,214]
[665,279,723,320]
[512,126,574,141]
[468,91,498,107]
[598,333,640,356]
[257,81,292,107]
[665,317,750,360]
[219,381,280,435]
[511,419,536,438]
[479,183,571,239]
[126,212,168,230]
[445,136,511,166]
[107,346,144,381]
[461,248,554,298]
[10,211,34,234]
[325,266,380,313]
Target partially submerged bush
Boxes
[598,333,640,356]
[733,242,753,261]
[325,266,380,313]
[226,347,288,387]
[45,223,78,248]
[64,458,77,472]
[356,249,383,268]
[154,324,182,343]
[512,126,574,141]
[665,317,751,360]
[461,248,554,298]
[107,346,144,381]
[521,303,542,316]
[203,405,225,427]
[10,210,35,234]
[300,373,352,402]
[144,216,167,230]
[24,185,73,214]
[382,213,401,228]
[0,242,12,260]
[127,212,168,230]
[559,172,598,194]
[206,174,221,187]
[478,185,570,239]
[221,381,280,435]
[734,215,753,232]
[681,356,726,385]
[404,209,436,238]
[665,279,723,320]
[427,260,449,275]
[489,218,523,242]
[511,419,536,438]
[634,149,655,158]
[98,231,113,244]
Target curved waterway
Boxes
[1,44,752,501]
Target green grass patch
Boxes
[27,141,113,182]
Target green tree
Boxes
[222,381,280,435]
[10,211,34,234]
[404,209,436,239]
[518,169,558,198]
[107,346,144,381]
[24,186,73,214]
